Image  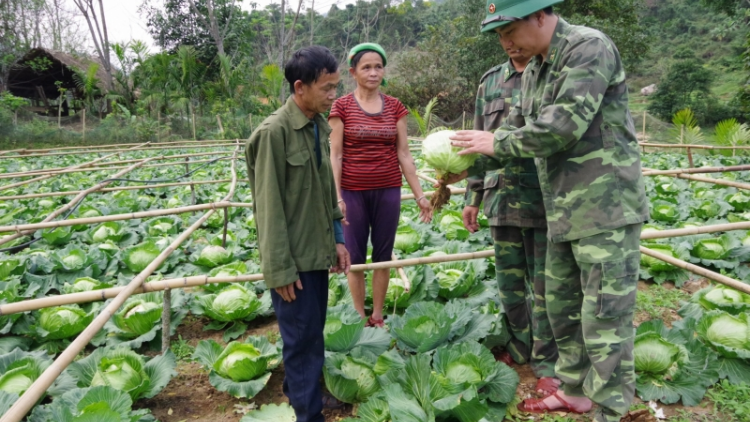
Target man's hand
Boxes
[462,206,480,233]
[275,279,303,302]
[331,243,351,274]
[450,130,496,156]
[338,200,349,226]
[432,170,469,188]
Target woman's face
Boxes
[350,52,384,90]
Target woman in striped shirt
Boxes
[329,43,432,328]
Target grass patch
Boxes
[636,284,690,322]
[707,380,750,421]
[171,334,195,361]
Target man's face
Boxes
[299,70,340,114]
[495,15,542,58]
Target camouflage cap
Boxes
[481,0,564,33]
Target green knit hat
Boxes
[347,43,387,67]
[481,0,564,33]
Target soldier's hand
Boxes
[462,206,480,233]
[331,243,351,274]
[450,130,496,156]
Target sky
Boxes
[65,0,357,52]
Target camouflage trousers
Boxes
[546,223,642,422]
[492,226,558,378]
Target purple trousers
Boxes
[341,187,401,264]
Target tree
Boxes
[186,0,237,57]
[648,59,715,123]
[72,0,114,91]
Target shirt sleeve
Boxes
[333,219,345,244]
[329,96,346,121]
[247,127,300,288]
[493,37,617,159]
[393,97,409,120]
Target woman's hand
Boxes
[417,196,433,223]
[338,200,349,226]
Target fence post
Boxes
[186,158,196,215]
[642,110,646,140]
[687,147,694,167]
[161,287,171,354]
[192,113,197,141]
[217,114,225,138]
[13,110,17,127]
[82,109,86,144]
[249,114,254,133]
[462,111,465,130]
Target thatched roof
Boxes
[7,48,109,101]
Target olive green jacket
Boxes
[466,61,546,229]
[245,97,344,288]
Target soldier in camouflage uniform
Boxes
[464,54,559,389]
[449,1,649,421]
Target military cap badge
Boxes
[488,3,496,13]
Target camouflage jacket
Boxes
[465,61,546,228]
[469,18,648,242]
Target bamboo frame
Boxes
[638,142,750,151]
[0,142,236,160]
[640,221,750,240]
[0,156,229,180]
[0,142,149,192]
[661,172,750,190]
[1,179,233,200]
[640,247,750,295]
[642,164,750,176]
[0,250,493,315]
[0,145,241,422]
[0,158,156,247]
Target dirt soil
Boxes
[138,279,717,422]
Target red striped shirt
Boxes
[329,93,409,190]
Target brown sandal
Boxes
[534,377,561,396]
[366,315,384,328]
[517,392,592,414]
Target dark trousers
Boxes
[270,270,329,422]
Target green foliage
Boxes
[648,61,716,124]
[706,379,750,421]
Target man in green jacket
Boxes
[464,50,559,394]
[245,45,350,422]
[449,1,649,421]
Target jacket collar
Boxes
[544,17,570,65]
[285,96,331,136]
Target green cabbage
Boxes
[89,222,125,243]
[691,200,721,219]
[634,332,687,375]
[438,211,469,241]
[394,223,421,254]
[63,277,112,294]
[697,311,750,359]
[422,130,479,176]
[195,245,232,268]
[651,200,679,223]
[113,300,163,337]
[691,236,731,261]
[323,353,380,404]
[640,244,678,272]
[35,305,92,340]
[214,342,267,382]
[122,241,162,273]
[727,192,750,212]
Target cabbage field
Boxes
[0,141,750,422]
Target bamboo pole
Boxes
[0,202,253,234]
[392,253,411,292]
[642,164,750,176]
[0,147,240,422]
[82,109,86,144]
[0,152,230,179]
[640,247,750,295]
[0,142,149,193]
[0,143,235,160]
[217,115,224,138]
[640,221,750,240]
[0,179,233,200]
[0,250,494,315]
[0,157,156,247]
[0,157,230,180]
[187,158,197,213]
[638,142,750,151]
[663,172,750,190]
[0,139,234,155]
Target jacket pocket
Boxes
[286,148,311,190]
[519,173,540,188]
[482,98,506,130]
[482,172,502,218]
[594,254,639,319]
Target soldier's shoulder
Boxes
[565,24,614,49]
[480,62,510,84]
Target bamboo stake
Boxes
[0,157,156,247]
[640,247,750,295]
[0,157,230,180]
[0,179,232,201]
[0,142,149,193]
[0,201,252,234]
[0,143,235,160]
[687,147,694,167]
[249,114,253,132]
[0,147,240,422]
[661,172,750,190]
[192,111,197,141]
[217,115,224,138]
[161,287,171,354]
[642,164,750,176]
[82,109,86,144]
[0,250,494,315]
[640,221,750,240]
[187,158,197,214]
